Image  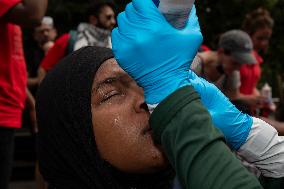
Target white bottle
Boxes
[261,83,272,102]
[158,0,195,29]
[261,83,276,111]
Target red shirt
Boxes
[239,51,263,95]
[41,33,70,71]
[0,0,27,128]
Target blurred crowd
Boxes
[1,0,284,189]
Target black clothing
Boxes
[0,127,15,189]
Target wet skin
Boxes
[91,58,168,174]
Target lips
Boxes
[143,126,152,135]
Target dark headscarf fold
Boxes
[36,46,174,189]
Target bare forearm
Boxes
[252,88,260,96]
[37,67,47,84]
[28,77,40,88]
[4,0,48,27]
[26,88,38,133]
[26,88,35,109]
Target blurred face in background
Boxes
[251,26,272,53]
[34,23,57,46]
[219,50,241,75]
[91,5,116,31]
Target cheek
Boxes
[92,108,167,173]
[50,31,57,38]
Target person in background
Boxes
[22,16,56,189]
[36,1,116,84]
[191,30,259,103]
[26,16,57,91]
[0,0,47,188]
[238,8,274,115]
[73,1,116,50]
[33,16,57,51]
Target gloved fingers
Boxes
[111,28,129,60]
[188,70,198,80]
[124,3,150,28]
[119,1,167,33]
[132,0,165,22]
[188,72,212,103]
[116,9,140,35]
[187,72,203,91]
[178,6,203,55]
[116,12,130,34]
[112,27,138,66]
[184,5,201,32]
[111,27,122,59]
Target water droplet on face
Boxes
[114,116,120,126]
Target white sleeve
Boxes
[238,117,284,178]
[74,37,88,51]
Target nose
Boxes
[43,30,50,37]
[110,17,116,27]
[133,87,149,113]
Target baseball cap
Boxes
[42,16,54,27]
[219,30,257,64]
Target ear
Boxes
[89,15,98,26]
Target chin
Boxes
[140,158,169,174]
[149,145,169,172]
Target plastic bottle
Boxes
[261,83,272,103]
[154,0,195,29]
[260,83,276,116]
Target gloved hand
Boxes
[112,0,203,104]
[188,71,253,150]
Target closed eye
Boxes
[101,90,120,103]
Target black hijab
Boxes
[36,46,174,189]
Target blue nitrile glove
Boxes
[112,0,203,104]
[188,71,253,150]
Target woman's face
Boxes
[251,26,272,53]
[91,58,168,174]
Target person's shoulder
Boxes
[0,0,21,18]
[191,54,203,74]
[49,33,71,50]
[56,33,71,43]
[198,51,217,65]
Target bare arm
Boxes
[27,66,46,88]
[4,0,48,27]
[26,88,38,133]
[228,86,266,109]
[27,77,40,88]
[37,67,47,84]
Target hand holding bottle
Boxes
[112,0,203,104]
